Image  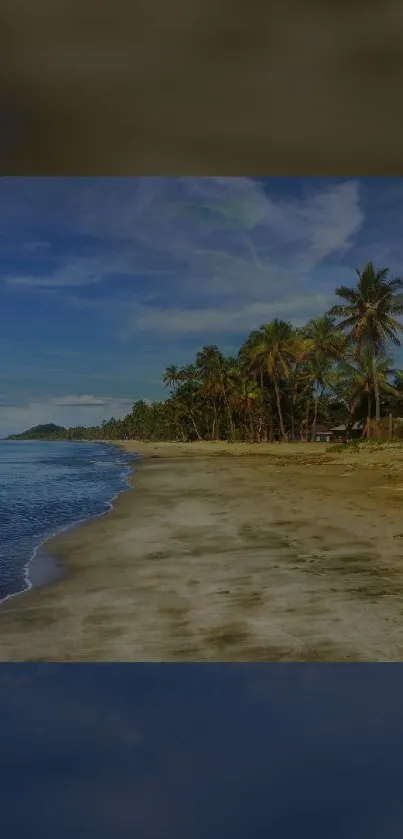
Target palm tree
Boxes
[241,319,301,440]
[306,351,334,441]
[229,375,261,440]
[303,313,349,361]
[173,380,204,440]
[163,364,182,393]
[329,262,403,422]
[196,345,226,439]
[301,314,349,440]
[281,335,314,441]
[182,364,199,383]
[336,347,397,435]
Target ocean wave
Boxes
[0,441,134,603]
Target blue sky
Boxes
[1,177,403,435]
[1,663,403,838]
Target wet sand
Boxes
[2,441,403,661]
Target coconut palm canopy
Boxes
[329,262,403,420]
[329,263,403,352]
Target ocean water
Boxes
[0,440,135,604]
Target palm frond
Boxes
[333,286,360,303]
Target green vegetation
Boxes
[7,423,68,440]
[329,262,403,421]
[7,262,403,444]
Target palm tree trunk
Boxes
[190,414,203,440]
[311,397,319,441]
[290,384,297,442]
[305,397,311,438]
[274,379,287,440]
[311,385,325,442]
[212,403,219,440]
[371,342,381,422]
[247,404,254,441]
[361,392,372,439]
[267,394,274,442]
[221,383,235,441]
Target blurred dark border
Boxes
[1,663,403,837]
[1,1,403,175]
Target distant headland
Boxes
[6,423,68,440]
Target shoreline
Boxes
[2,441,403,660]
[25,445,139,591]
[25,440,332,600]
[0,441,137,607]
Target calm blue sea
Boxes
[0,440,135,604]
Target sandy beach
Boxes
[2,440,403,661]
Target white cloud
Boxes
[67,177,363,332]
[2,179,363,301]
[72,176,363,274]
[5,254,130,288]
[128,293,335,336]
[48,394,119,407]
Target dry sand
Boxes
[2,440,403,661]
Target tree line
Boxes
[8,263,403,443]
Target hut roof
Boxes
[330,422,363,431]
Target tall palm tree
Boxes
[336,346,397,434]
[173,380,204,440]
[229,375,261,440]
[306,351,334,441]
[329,262,403,422]
[195,345,222,439]
[280,330,314,441]
[241,319,301,440]
[301,314,349,440]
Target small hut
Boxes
[329,421,363,440]
[313,426,333,443]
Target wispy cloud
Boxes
[127,293,335,336]
[1,178,363,296]
[4,254,129,288]
[48,394,129,407]
[70,176,363,283]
